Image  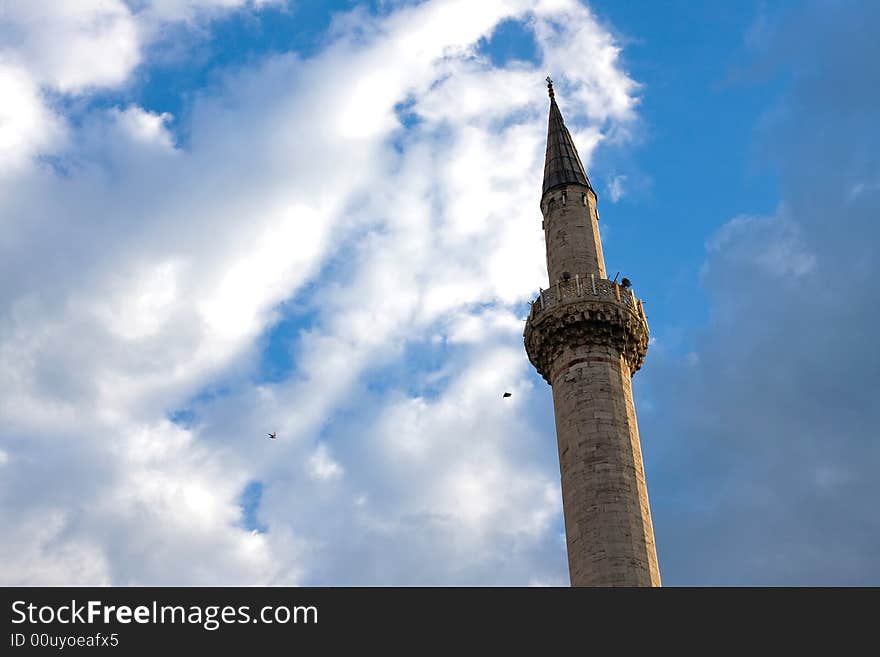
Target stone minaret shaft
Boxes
[524,80,660,586]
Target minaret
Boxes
[524,79,660,587]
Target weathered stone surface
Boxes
[548,346,661,586]
[541,185,606,283]
[524,289,658,586]
[527,88,660,587]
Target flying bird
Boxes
[502,392,512,398]
[268,432,277,440]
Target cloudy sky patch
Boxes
[1,0,877,585]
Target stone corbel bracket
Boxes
[524,291,649,383]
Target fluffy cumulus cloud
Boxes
[641,1,880,585]
[0,0,638,584]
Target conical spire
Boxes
[542,78,593,197]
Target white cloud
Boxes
[0,64,65,174]
[533,0,640,125]
[706,213,816,278]
[445,307,524,344]
[0,1,141,93]
[0,512,112,586]
[308,444,343,482]
[607,174,626,202]
[143,0,281,24]
[0,0,639,584]
[111,106,176,149]
[0,0,284,177]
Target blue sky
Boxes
[1,0,877,585]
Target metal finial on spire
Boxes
[542,77,593,197]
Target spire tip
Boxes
[545,76,555,99]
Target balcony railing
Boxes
[529,274,648,326]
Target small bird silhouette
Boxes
[268,432,277,440]
[502,392,512,398]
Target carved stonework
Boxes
[529,87,661,587]
[524,294,649,383]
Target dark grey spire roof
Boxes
[542,83,593,197]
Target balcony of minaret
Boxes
[523,276,650,384]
